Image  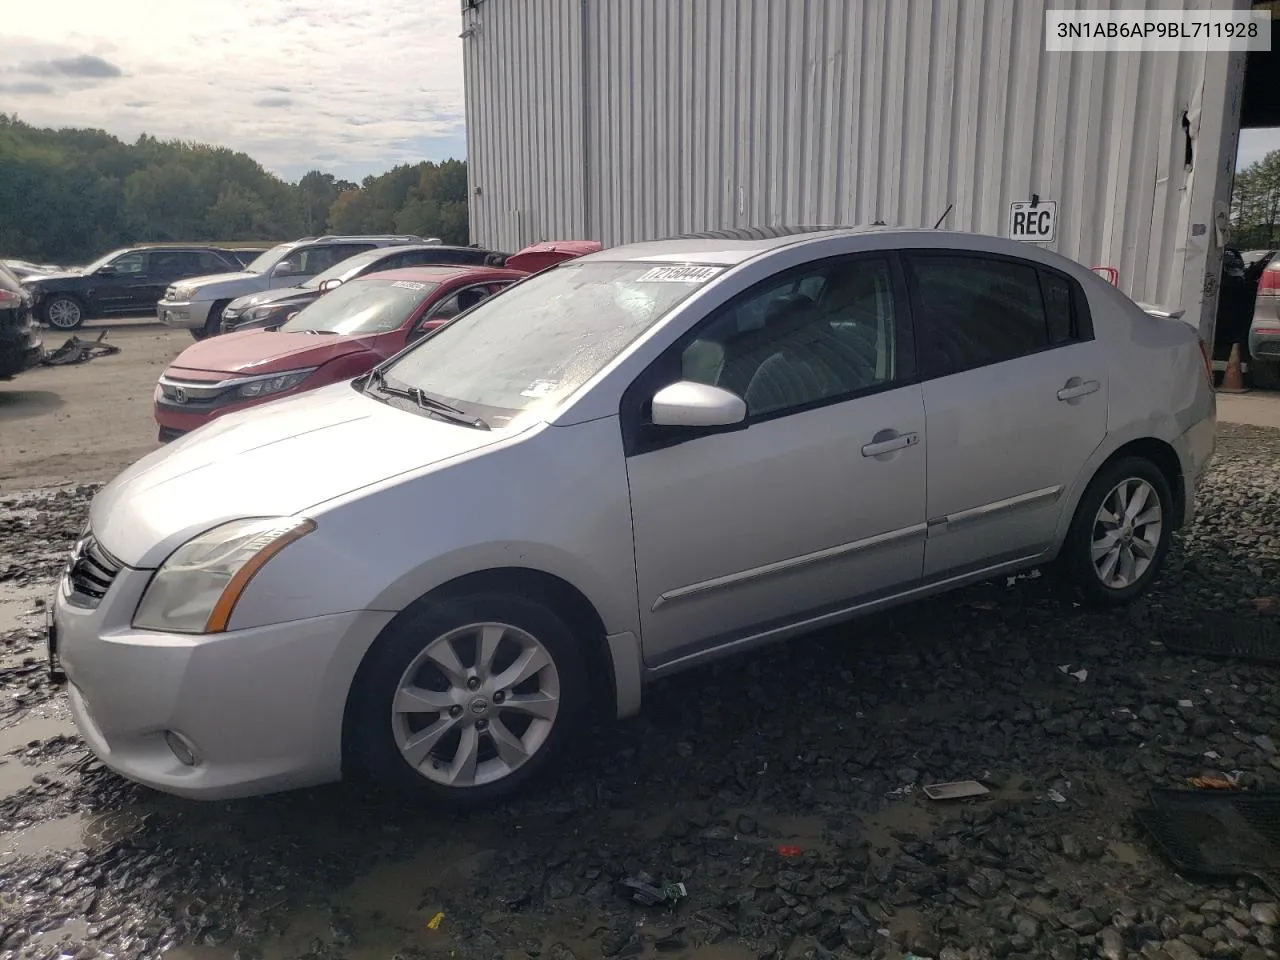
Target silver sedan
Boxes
[50,226,1215,806]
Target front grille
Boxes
[65,534,122,608]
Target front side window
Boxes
[298,243,375,275]
[111,252,147,275]
[380,261,713,423]
[680,256,901,417]
[906,254,1057,378]
[279,278,439,336]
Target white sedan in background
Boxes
[51,225,1215,806]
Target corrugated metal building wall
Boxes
[462,0,1248,339]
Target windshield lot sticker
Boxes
[636,265,724,283]
[391,280,428,290]
[520,379,559,398]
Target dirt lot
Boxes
[0,325,186,491]
[3,323,1280,960]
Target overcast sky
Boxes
[0,1,1277,185]
[0,0,465,183]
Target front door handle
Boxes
[1057,378,1100,401]
[861,431,919,457]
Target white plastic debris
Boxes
[1047,789,1067,804]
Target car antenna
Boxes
[933,203,954,230]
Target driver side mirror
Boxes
[274,260,297,277]
[650,381,747,428]
[95,264,117,277]
[319,278,342,292]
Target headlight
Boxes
[132,517,315,634]
[237,368,315,398]
[244,304,289,322]
[171,285,195,300]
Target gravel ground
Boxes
[1,421,1279,960]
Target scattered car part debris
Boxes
[1046,789,1068,804]
[776,845,804,858]
[617,873,686,907]
[1057,664,1089,682]
[426,911,444,930]
[1160,616,1280,664]
[1136,788,1280,896]
[40,330,121,366]
[923,780,991,801]
[1187,775,1239,789]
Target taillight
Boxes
[1197,338,1214,383]
[1261,263,1280,295]
[0,289,22,309]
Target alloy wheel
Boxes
[391,621,561,788]
[46,298,82,329]
[1091,477,1163,590]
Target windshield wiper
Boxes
[365,369,489,430]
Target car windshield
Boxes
[81,249,129,274]
[380,261,717,423]
[279,278,439,335]
[245,243,294,273]
[306,250,391,290]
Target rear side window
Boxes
[906,254,1086,378]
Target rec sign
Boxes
[1009,201,1057,242]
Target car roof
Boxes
[358,265,523,283]
[576,225,1044,266]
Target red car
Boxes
[154,265,523,441]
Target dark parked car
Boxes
[219,243,511,334]
[23,245,246,330]
[0,261,42,379]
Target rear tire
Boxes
[348,592,588,808]
[1252,357,1280,391]
[1058,456,1173,607]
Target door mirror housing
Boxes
[273,260,297,277]
[95,264,117,277]
[650,381,747,428]
[319,278,342,292]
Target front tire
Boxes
[43,296,85,330]
[191,300,230,341]
[348,592,588,807]
[1059,456,1173,606]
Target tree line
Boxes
[1230,148,1280,250]
[0,114,469,264]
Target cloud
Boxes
[1238,128,1280,170]
[0,81,54,95]
[23,54,122,79]
[0,0,466,182]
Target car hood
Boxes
[24,271,85,284]
[92,382,524,567]
[228,287,317,311]
[175,271,262,294]
[167,329,371,376]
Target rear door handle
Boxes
[861,431,919,457]
[1057,379,1100,401]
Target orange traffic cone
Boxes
[1220,342,1249,394]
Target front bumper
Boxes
[153,380,293,437]
[156,298,214,330]
[53,560,394,800]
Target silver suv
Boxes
[156,235,440,340]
